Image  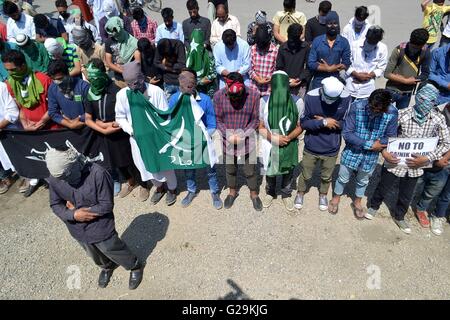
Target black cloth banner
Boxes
[0,127,110,179]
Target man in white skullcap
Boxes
[45,147,144,290]
[294,76,352,211]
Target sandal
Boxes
[328,201,339,215]
[351,203,366,219]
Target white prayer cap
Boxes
[45,148,78,178]
[15,33,29,47]
[321,76,344,98]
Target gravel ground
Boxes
[2,0,450,300]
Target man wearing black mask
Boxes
[307,11,351,90]
[182,0,211,48]
[276,23,311,95]
[384,28,431,110]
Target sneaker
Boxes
[181,191,196,208]
[415,210,430,228]
[150,189,165,205]
[23,183,40,198]
[137,186,150,202]
[166,191,177,206]
[319,195,328,211]
[118,183,136,198]
[262,195,274,208]
[282,197,295,212]
[430,216,445,236]
[365,208,378,220]
[294,193,304,209]
[113,181,121,197]
[211,193,223,210]
[18,178,29,193]
[394,219,412,234]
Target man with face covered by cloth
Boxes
[72,27,105,79]
[15,33,49,73]
[45,147,144,290]
[115,61,178,206]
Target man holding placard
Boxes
[367,84,450,234]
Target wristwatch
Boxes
[322,119,328,127]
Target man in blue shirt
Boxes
[295,76,352,211]
[329,89,398,218]
[213,29,251,89]
[308,11,351,90]
[155,7,185,44]
[429,44,450,105]
[168,69,223,210]
[47,59,89,129]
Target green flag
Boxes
[127,90,215,173]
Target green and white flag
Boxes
[127,91,217,173]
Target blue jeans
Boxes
[185,166,219,194]
[334,165,374,198]
[387,89,412,110]
[435,171,450,217]
[416,169,450,214]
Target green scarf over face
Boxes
[86,63,110,101]
[21,40,50,73]
[127,90,210,173]
[186,29,211,79]
[105,16,138,64]
[8,68,44,109]
[267,71,299,175]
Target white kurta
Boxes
[259,95,304,171]
[0,82,19,171]
[115,83,175,183]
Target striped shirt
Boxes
[63,43,79,71]
[386,106,450,178]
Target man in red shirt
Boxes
[2,50,59,197]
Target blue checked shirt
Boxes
[341,99,398,172]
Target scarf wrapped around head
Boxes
[72,26,93,51]
[255,10,267,25]
[186,29,211,80]
[287,23,303,52]
[16,34,50,73]
[105,16,138,64]
[103,0,120,19]
[87,63,111,101]
[179,70,196,95]
[45,148,79,178]
[413,84,440,126]
[123,61,146,91]
[8,67,44,109]
[267,70,299,175]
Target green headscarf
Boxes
[21,40,50,73]
[8,68,44,109]
[105,16,138,64]
[86,63,110,101]
[267,71,299,175]
[186,29,211,80]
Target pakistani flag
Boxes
[127,91,217,173]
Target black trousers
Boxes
[265,170,294,198]
[78,234,140,271]
[369,166,419,220]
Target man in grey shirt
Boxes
[182,0,211,48]
[45,147,144,290]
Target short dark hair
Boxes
[410,28,429,46]
[355,6,369,21]
[366,26,384,43]
[226,72,244,83]
[48,59,69,77]
[1,50,26,67]
[157,38,175,57]
[161,7,174,20]
[222,29,237,46]
[3,1,19,16]
[132,7,145,21]
[369,89,392,113]
[34,14,49,29]
[89,58,106,73]
[181,67,196,78]
[319,1,332,14]
[283,0,296,11]
[55,0,68,8]
[287,23,303,40]
[186,0,199,10]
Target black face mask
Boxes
[60,11,70,19]
[55,76,74,99]
[326,26,338,37]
